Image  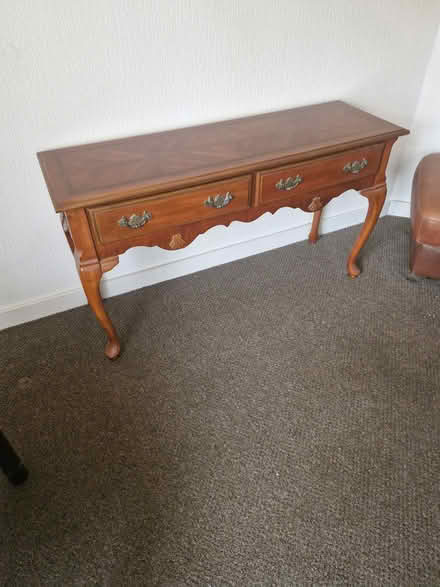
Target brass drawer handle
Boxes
[118,210,152,229]
[205,192,234,208]
[343,158,368,174]
[276,175,303,191]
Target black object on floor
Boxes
[0,430,28,485]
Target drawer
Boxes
[256,143,384,204]
[88,176,252,244]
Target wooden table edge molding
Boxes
[37,101,409,359]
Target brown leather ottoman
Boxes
[410,153,440,278]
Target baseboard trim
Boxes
[388,199,410,217]
[1,206,368,330]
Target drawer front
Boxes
[89,176,251,244]
[256,144,384,204]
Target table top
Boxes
[37,101,408,212]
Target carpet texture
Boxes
[1,216,440,585]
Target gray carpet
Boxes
[1,216,440,586]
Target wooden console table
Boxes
[37,101,408,359]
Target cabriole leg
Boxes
[309,209,323,244]
[347,184,387,278]
[79,263,121,359]
[65,209,121,359]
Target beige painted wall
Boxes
[389,25,440,217]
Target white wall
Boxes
[389,25,440,217]
[1,1,440,328]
